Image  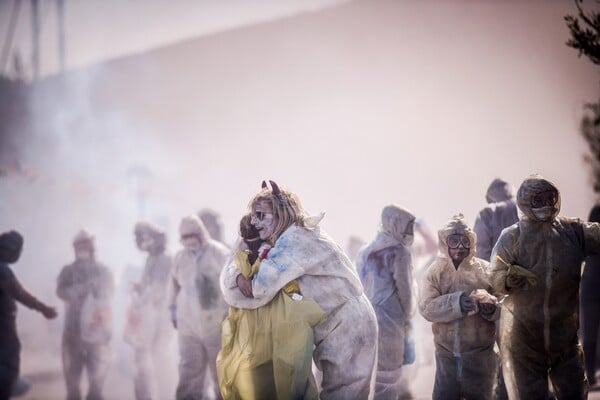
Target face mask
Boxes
[182,237,201,252]
[140,237,154,251]
[532,206,555,221]
[75,250,92,261]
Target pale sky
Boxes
[1,0,348,78]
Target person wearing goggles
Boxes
[419,214,498,400]
[489,174,600,399]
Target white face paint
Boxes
[251,200,277,241]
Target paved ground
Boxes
[13,347,600,399]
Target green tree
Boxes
[565,0,600,193]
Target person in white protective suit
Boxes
[356,204,416,400]
[473,178,519,262]
[489,174,600,399]
[419,214,499,400]
[127,222,173,400]
[56,230,114,400]
[220,180,379,400]
[168,215,230,400]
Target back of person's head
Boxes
[589,204,600,223]
[0,230,24,264]
[486,178,514,204]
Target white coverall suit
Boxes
[169,216,230,400]
[356,205,415,400]
[419,215,499,400]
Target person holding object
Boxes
[419,214,499,400]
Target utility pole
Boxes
[57,0,65,72]
[31,0,40,80]
[1,0,22,76]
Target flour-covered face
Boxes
[251,200,277,241]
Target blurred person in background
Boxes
[168,215,229,400]
[56,229,114,400]
[473,178,518,400]
[345,234,365,266]
[198,208,228,247]
[356,204,416,400]
[419,214,499,400]
[125,222,174,400]
[0,230,58,400]
[473,178,519,262]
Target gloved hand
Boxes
[459,292,476,314]
[40,304,58,319]
[479,302,496,316]
[236,274,254,298]
[506,274,528,290]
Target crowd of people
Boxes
[1,174,600,400]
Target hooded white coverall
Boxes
[419,215,499,400]
[356,205,415,400]
[57,256,114,400]
[221,221,378,400]
[489,175,600,399]
[169,216,230,400]
[130,222,173,400]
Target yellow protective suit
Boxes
[217,249,325,400]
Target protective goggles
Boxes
[447,234,470,249]
[531,190,557,208]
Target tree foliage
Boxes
[565,0,600,194]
